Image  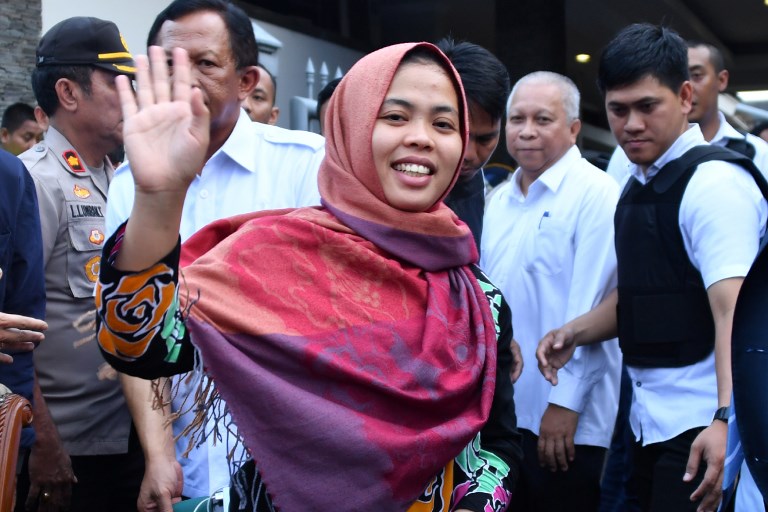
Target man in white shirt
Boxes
[108,1,324,511]
[537,23,767,512]
[480,71,621,512]
[606,40,768,184]
[603,38,768,512]
[241,64,279,125]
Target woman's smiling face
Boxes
[371,60,463,212]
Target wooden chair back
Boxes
[0,391,33,512]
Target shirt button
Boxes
[636,381,642,387]
[199,189,209,199]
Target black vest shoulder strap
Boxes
[726,136,757,161]
[652,145,768,201]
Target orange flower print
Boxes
[96,262,176,361]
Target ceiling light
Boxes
[737,90,768,103]
[575,54,591,64]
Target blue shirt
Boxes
[0,149,45,448]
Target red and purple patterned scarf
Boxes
[178,43,498,511]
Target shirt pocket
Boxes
[523,218,568,276]
[66,219,106,298]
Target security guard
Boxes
[16,17,143,512]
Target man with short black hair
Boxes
[686,41,768,171]
[538,23,768,512]
[436,37,509,250]
[17,16,143,512]
[607,40,768,183]
[1,103,43,156]
[316,77,341,135]
[242,64,279,124]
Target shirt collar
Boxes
[44,126,112,177]
[44,126,75,155]
[509,145,581,200]
[207,109,258,173]
[628,124,706,184]
[710,112,744,145]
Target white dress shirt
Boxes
[481,145,622,448]
[106,110,325,497]
[622,124,767,445]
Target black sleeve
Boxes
[455,266,522,511]
[95,222,196,378]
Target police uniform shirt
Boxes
[105,109,325,498]
[480,145,622,449]
[622,124,768,446]
[21,127,131,456]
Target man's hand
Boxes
[0,312,46,364]
[138,456,183,512]
[117,46,209,196]
[536,327,578,385]
[509,338,524,383]
[115,46,210,272]
[24,375,77,511]
[684,421,726,512]
[25,437,77,511]
[537,404,579,472]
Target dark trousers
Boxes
[510,428,607,512]
[599,365,641,512]
[629,428,707,512]
[16,424,144,512]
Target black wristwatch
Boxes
[713,406,730,423]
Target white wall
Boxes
[254,19,364,129]
[42,0,172,59]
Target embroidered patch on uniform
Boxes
[85,255,101,283]
[73,184,91,199]
[69,204,104,218]
[89,229,105,245]
[62,150,84,173]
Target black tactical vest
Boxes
[615,145,768,367]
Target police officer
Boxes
[17,17,143,512]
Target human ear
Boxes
[269,106,280,125]
[238,66,259,102]
[54,78,80,113]
[717,69,729,93]
[679,81,693,113]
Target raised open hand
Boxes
[116,46,209,195]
